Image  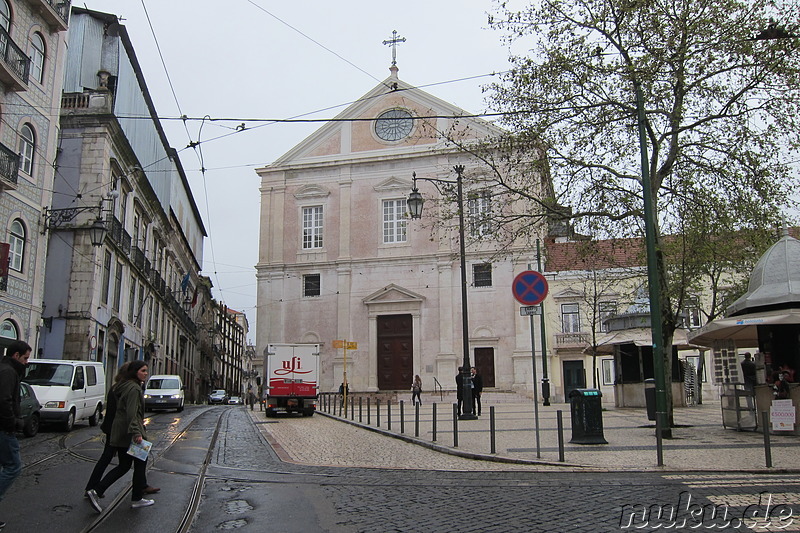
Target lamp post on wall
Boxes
[44,201,108,246]
[408,164,478,420]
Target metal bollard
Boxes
[350,396,355,420]
[359,397,363,423]
[762,411,772,468]
[400,401,405,434]
[387,400,392,431]
[432,403,437,442]
[453,403,459,448]
[376,399,381,427]
[557,410,565,462]
[415,402,420,438]
[656,415,664,467]
[490,406,496,454]
[367,397,371,425]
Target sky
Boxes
[79,0,517,343]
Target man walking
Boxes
[0,340,31,529]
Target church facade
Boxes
[255,65,549,393]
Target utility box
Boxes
[569,389,608,444]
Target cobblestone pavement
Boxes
[283,397,800,472]
[241,406,800,532]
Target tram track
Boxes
[79,407,229,533]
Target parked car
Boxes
[23,359,106,431]
[227,396,242,405]
[144,375,185,412]
[208,389,228,404]
[19,382,41,437]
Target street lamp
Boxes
[44,200,108,246]
[408,165,478,420]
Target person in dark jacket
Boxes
[0,340,31,529]
[471,367,484,416]
[455,367,464,416]
[87,360,154,512]
[84,363,159,498]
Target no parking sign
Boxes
[512,271,549,306]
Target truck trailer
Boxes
[264,343,320,417]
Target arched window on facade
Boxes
[9,218,24,272]
[18,124,34,175]
[0,1,10,32]
[0,319,18,353]
[29,33,45,84]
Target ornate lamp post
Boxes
[408,165,478,420]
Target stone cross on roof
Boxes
[382,30,406,67]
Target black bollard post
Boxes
[557,409,565,462]
[415,402,420,438]
[359,397,363,423]
[490,406,496,454]
[453,403,459,448]
[376,399,381,427]
[400,401,405,434]
[655,415,664,467]
[432,403,437,442]
[350,395,355,420]
[762,411,772,468]
[387,400,392,431]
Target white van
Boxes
[144,374,184,412]
[23,359,106,431]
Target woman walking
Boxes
[84,363,159,498]
[87,360,154,512]
[411,375,422,405]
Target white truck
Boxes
[264,343,320,417]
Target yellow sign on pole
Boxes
[332,339,357,409]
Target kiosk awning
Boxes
[688,308,800,347]
[590,328,694,355]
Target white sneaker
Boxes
[131,498,155,509]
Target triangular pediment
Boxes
[373,176,412,192]
[552,287,585,300]
[267,72,504,168]
[363,283,425,305]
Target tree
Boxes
[481,0,800,425]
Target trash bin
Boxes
[568,388,608,444]
[644,378,656,421]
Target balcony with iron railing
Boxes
[554,331,591,351]
[0,25,30,90]
[107,216,131,254]
[0,142,19,191]
[22,0,70,31]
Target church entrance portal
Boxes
[377,314,413,390]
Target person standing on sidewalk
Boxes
[471,367,483,416]
[87,360,154,512]
[411,375,422,405]
[84,363,159,498]
[455,367,464,415]
[0,340,31,529]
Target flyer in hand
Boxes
[127,439,152,460]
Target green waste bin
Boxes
[644,378,657,421]
[568,388,608,444]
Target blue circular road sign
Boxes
[512,271,549,306]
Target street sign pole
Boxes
[529,304,542,459]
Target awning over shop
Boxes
[591,328,695,355]
[688,308,800,347]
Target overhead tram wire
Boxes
[140,0,230,305]
[245,0,384,88]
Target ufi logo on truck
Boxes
[274,357,313,375]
